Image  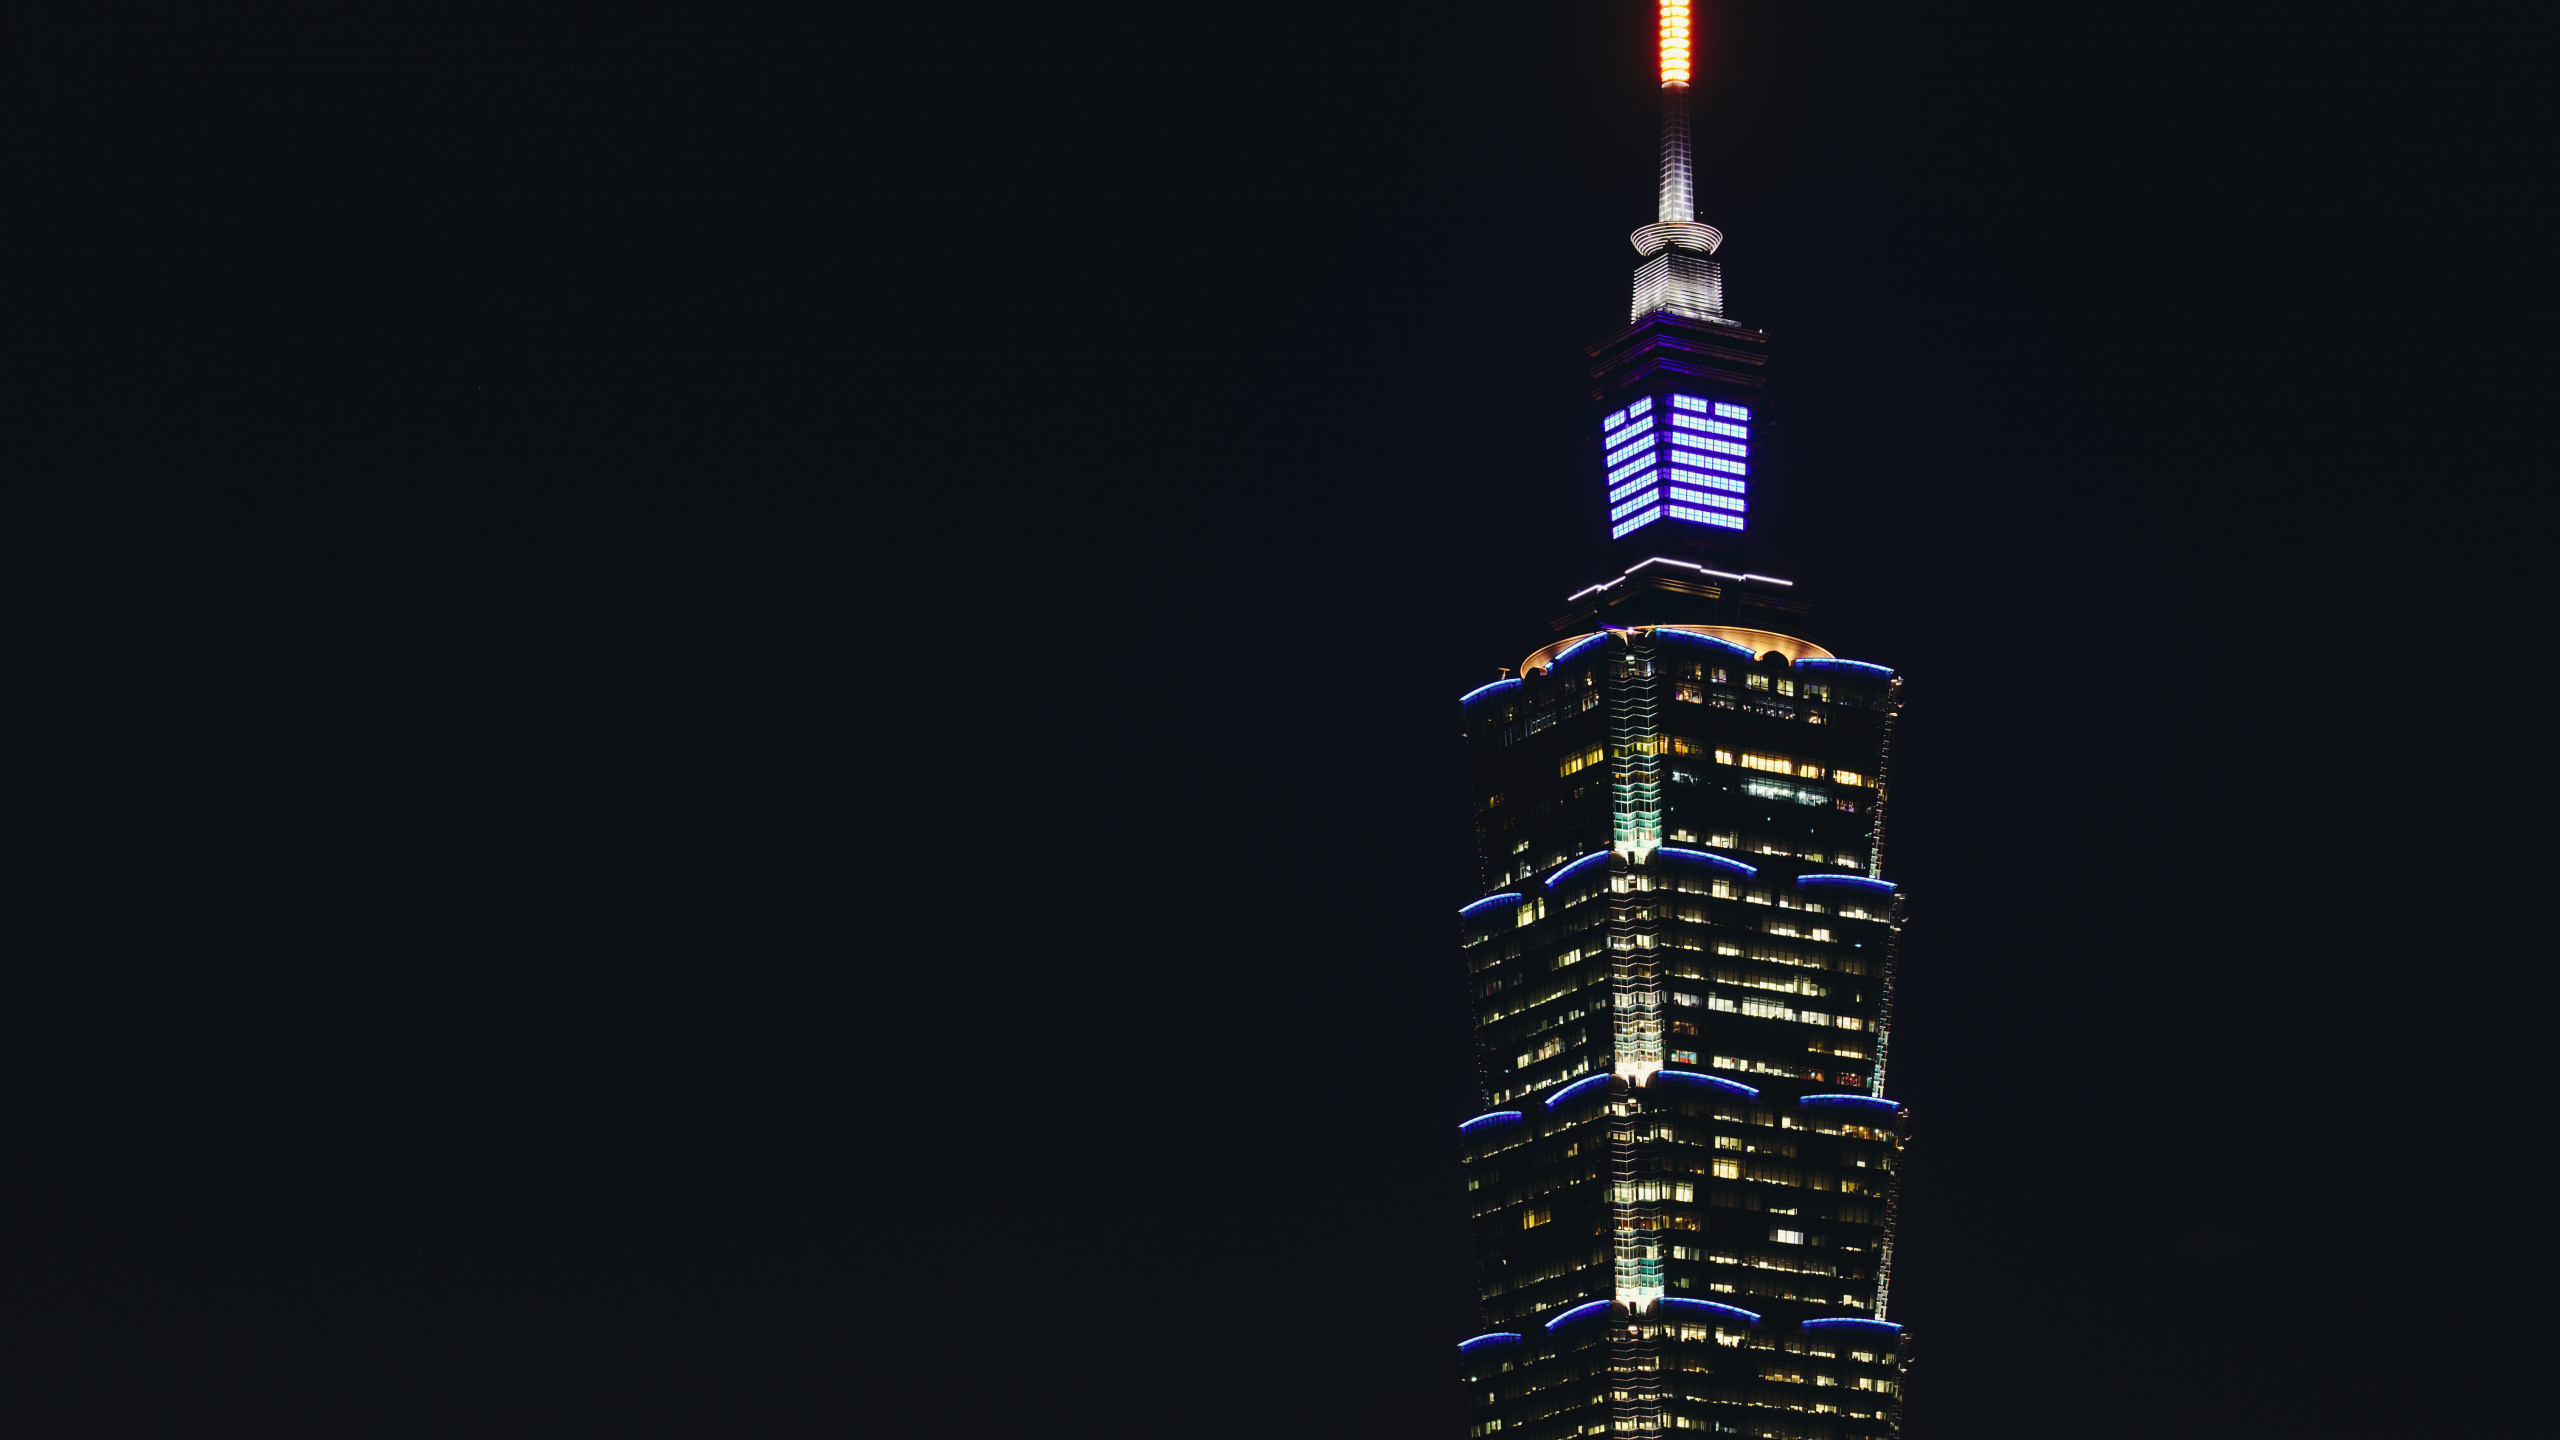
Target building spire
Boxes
[1630,0,1725,321]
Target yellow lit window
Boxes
[1776,679,1795,696]
[1523,1207,1551,1229]
[1831,769,1866,787]
[1559,743,1605,778]
[1747,674,1770,691]
[1739,752,1792,775]
[1797,762,1823,778]
[1712,1158,1740,1178]
[1713,748,1735,766]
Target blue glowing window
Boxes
[1668,433,1749,459]
[1604,436,1654,467]
[1676,453,1748,476]
[1545,1299,1612,1330]
[1713,402,1751,420]
[1672,417,1749,440]
[1604,406,1630,432]
[1659,1296,1762,1325]
[1459,1332,1524,1353]
[1665,468,1745,494]
[1610,490,1662,521]
[1667,505,1744,530]
[1669,395,1716,414]
[1608,471,1660,504]
[1629,397,1654,419]
[1667,488,1746,512]
[1611,508,1664,539]
[1607,454,1660,484]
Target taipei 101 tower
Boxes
[1449,6,1913,1436]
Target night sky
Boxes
[22,4,2523,1436]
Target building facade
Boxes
[1451,8,1912,1437]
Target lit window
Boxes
[1608,470,1660,503]
[1831,769,1867,786]
[1611,489,1662,521]
[1775,679,1794,696]
[1738,752,1792,774]
[1664,467,1745,494]
[1713,402,1750,420]
[1712,1159,1740,1178]
[1667,432,1749,459]
[1666,504,1743,529]
[1745,675,1769,691]
[1612,507,1663,539]
[1665,488,1745,512]
[1607,454,1658,483]
[1524,1208,1551,1229]
[1559,743,1605,778]
[1713,748,1736,765]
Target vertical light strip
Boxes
[1659,1,1692,85]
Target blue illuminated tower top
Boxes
[1566,3,1790,627]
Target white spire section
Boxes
[1630,0,1726,321]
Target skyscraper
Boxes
[1452,8,1911,1437]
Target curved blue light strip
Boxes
[1654,628,1757,659]
[1796,874,1894,893]
[1796,658,1893,676]
[1460,893,1524,919]
[1460,678,1522,706]
[1659,847,1758,876]
[1546,851,1610,888]
[1460,1110,1524,1134]
[1544,1074,1609,1109]
[1659,1297,1761,1325]
[1799,1094,1898,1114]
[1553,633,1607,664]
[1654,1070,1761,1100]
[1801,1317,1903,1335]
[1544,1300,1611,1331]
[1458,1331,1523,1353]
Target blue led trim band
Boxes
[1460,1110,1524,1133]
[1545,1074,1609,1109]
[1659,846,1757,875]
[1799,1094,1898,1114]
[1460,893,1525,918]
[1654,630,1756,659]
[1544,1299,1612,1330]
[1795,658,1893,676]
[1654,1070,1761,1100]
[1546,851,1610,887]
[1801,1318,1902,1335]
[1459,679,1521,706]
[1659,1297,1762,1325]
[1796,874,1895,893]
[1458,1332,1524,1353]
[1554,634,1607,663]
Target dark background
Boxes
[17,2,2530,1436]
